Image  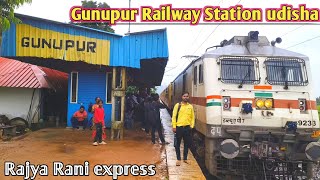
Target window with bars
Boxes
[219,57,260,84]
[183,73,187,92]
[193,66,197,85]
[265,57,308,86]
[106,72,112,103]
[199,64,204,84]
[70,72,78,103]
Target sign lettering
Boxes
[21,37,97,52]
[16,24,110,66]
[223,117,245,124]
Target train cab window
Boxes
[265,57,308,86]
[219,57,260,84]
[199,64,204,84]
[193,66,198,85]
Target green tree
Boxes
[150,87,158,94]
[317,96,320,105]
[71,0,115,33]
[0,0,32,31]
[126,86,139,95]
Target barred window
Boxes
[193,66,197,85]
[219,56,260,84]
[199,64,204,84]
[106,72,112,103]
[70,72,78,103]
[265,57,308,86]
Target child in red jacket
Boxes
[93,100,106,146]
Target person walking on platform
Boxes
[171,92,195,166]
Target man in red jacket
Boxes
[72,106,88,130]
[93,100,107,146]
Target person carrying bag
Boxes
[171,92,195,166]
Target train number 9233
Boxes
[297,120,317,127]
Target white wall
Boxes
[0,87,41,123]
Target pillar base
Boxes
[111,121,124,140]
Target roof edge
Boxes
[14,13,123,37]
[125,28,167,36]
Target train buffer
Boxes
[161,109,206,180]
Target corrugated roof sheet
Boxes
[0,57,68,90]
[1,14,169,69]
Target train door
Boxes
[192,66,198,97]
[192,65,198,117]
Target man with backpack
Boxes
[171,92,195,166]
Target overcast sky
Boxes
[16,0,320,97]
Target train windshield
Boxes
[220,57,260,84]
[265,57,308,86]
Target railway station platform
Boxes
[160,109,206,180]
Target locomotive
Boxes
[160,31,320,179]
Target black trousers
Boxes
[175,126,193,160]
[94,123,102,143]
[151,124,165,143]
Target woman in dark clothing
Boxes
[144,96,153,134]
[150,94,169,145]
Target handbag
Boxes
[174,103,182,148]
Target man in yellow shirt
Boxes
[172,92,195,166]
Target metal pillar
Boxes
[111,67,126,140]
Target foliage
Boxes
[317,97,320,105]
[126,86,139,95]
[71,0,115,33]
[126,86,158,95]
[150,87,158,94]
[318,105,320,119]
[0,0,32,31]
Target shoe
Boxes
[93,142,98,146]
[99,141,107,145]
[161,142,170,145]
[176,160,181,166]
[183,160,190,164]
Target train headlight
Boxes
[265,99,273,109]
[255,98,274,109]
[256,99,265,109]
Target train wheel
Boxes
[192,131,205,158]
[205,138,220,177]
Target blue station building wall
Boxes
[67,71,112,128]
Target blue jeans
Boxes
[71,117,88,129]
[94,123,102,143]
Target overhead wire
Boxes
[165,0,225,75]
[192,0,243,55]
[285,35,320,49]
